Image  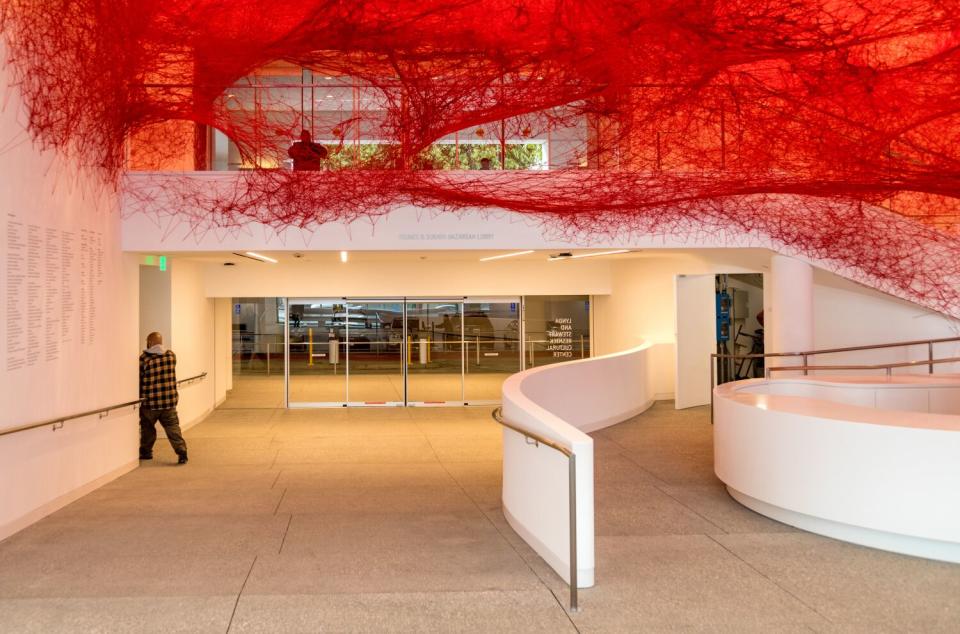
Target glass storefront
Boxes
[229,295,589,408]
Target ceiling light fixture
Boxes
[243,251,278,263]
[340,250,348,263]
[550,249,630,261]
[479,250,534,262]
[569,249,631,259]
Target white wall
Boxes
[139,264,171,346]
[169,259,222,431]
[201,257,612,298]
[0,43,140,541]
[593,250,771,400]
[809,272,960,374]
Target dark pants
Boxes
[139,408,188,458]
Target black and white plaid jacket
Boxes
[139,350,179,410]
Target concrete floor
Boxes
[1,402,959,632]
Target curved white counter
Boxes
[500,343,657,588]
[714,376,960,562]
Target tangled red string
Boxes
[3,1,960,315]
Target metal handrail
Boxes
[0,399,145,438]
[710,336,960,422]
[713,335,960,378]
[766,356,960,378]
[177,372,207,385]
[0,371,208,439]
[716,335,960,361]
[491,406,579,613]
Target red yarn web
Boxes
[3,1,960,314]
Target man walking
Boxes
[139,332,188,464]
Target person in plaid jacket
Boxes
[139,332,188,464]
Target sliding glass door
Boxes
[464,299,522,403]
[344,301,405,406]
[287,299,347,406]
[284,296,526,407]
[406,301,463,405]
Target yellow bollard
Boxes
[308,327,314,366]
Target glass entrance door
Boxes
[287,299,347,406]
[464,298,522,403]
[345,301,405,406]
[406,301,464,405]
[285,296,533,407]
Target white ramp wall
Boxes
[500,343,657,587]
[714,376,960,562]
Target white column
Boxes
[769,255,814,369]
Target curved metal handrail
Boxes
[491,406,579,613]
[766,356,960,378]
[0,371,208,439]
[711,336,960,421]
[714,335,960,362]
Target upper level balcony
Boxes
[126,61,592,175]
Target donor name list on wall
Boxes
[4,213,104,372]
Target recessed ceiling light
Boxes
[569,249,630,259]
[549,250,630,261]
[243,251,278,263]
[480,250,534,262]
[340,251,348,263]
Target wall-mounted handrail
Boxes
[0,371,207,439]
[492,406,579,613]
[177,371,207,385]
[0,399,145,439]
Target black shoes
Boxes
[139,451,186,464]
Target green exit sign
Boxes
[143,255,168,271]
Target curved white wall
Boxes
[500,343,656,588]
[714,376,960,563]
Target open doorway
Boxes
[675,273,765,409]
[716,274,765,384]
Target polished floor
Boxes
[224,373,512,408]
[0,403,958,632]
